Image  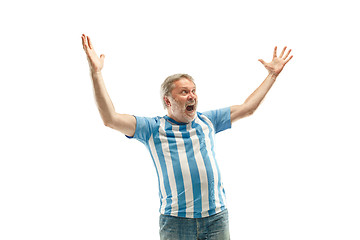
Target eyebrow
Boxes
[179,87,196,90]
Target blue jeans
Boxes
[159,209,230,240]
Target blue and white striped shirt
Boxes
[129,107,231,218]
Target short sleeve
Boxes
[201,107,231,134]
[126,116,157,144]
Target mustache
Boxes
[186,101,196,106]
[186,100,196,105]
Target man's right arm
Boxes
[82,34,136,137]
[90,71,136,137]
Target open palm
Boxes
[259,46,293,76]
[81,34,105,72]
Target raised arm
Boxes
[230,46,293,123]
[81,34,136,137]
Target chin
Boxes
[184,112,196,123]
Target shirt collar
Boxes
[164,114,197,125]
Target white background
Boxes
[1,0,359,239]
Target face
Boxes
[165,78,197,123]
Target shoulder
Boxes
[134,115,161,126]
[200,107,231,121]
[198,107,231,133]
[128,115,162,142]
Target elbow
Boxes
[97,107,115,128]
[243,103,257,117]
[231,104,256,122]
[243,109,256,118]
[103,121,111,128]
[102,115,114,128]
[246,109,255,117]
[248,105,259,115]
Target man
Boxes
[81,34,293,240]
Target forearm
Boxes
[230,73,277,122]
[244,73,277,111]
[231,46,292,123]
[90,70,116,124]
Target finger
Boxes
[279,46,287,58]
[273,46,277,59]
[284,55,293,64]
[87,36,93,49]
[81,34,88,50]
[258,59,266,65]
[283,49,292,60]
[100,54,105,64]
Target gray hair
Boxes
[160,73,195,109]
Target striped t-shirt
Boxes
[129,107,231,218]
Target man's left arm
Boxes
[230,46,293,123]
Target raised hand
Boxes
[258,46,293,76]
[81,34,105,73]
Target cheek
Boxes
[171,99,183,110]
[174,97,186,106]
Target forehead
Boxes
[172,78,196,90]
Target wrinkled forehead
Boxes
[172,78,196,91]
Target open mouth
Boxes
[186,104,195,112]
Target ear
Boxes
[164,96,171,107]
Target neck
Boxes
[167,111,193,124]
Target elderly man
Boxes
[81,34,292,240]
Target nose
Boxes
[188,92,196,101]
